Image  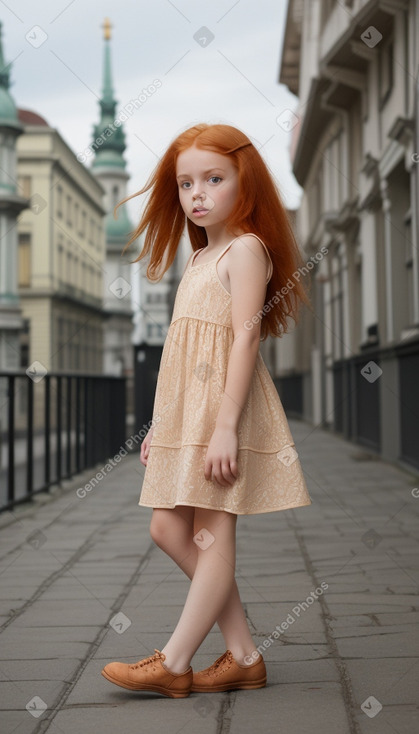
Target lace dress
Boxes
[138,234,312,515]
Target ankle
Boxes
[230,648,262,666]
[160,650,191,675]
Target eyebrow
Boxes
[176,168,225,180]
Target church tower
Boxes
[90,18,135,376]
[0,20,29,369]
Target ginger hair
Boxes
[114,123,312,340]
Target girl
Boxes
[101,123,313,698]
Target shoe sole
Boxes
[191,676,267,692]
[101,669,191,698]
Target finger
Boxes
[229,460,239,478]
[204,459,212,481]
[213,465,229,487]
[221,461,237,485]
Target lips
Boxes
[193,206,208,213]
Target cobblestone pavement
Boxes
[0,419,418,734]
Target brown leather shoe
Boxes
[101,648,192,698]
[191,649,266,692]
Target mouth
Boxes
[192,206,208,213]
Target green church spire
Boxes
[0,20,22,129]
[91,18,133,241]
[91,18,127,171]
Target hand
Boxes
[204,426,239,487]
[140,427,154,467]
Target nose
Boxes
[192,183,204,200]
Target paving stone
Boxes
[229,682,352,734]
[50,702,220,734]
[1,418,418,734]
[0,658,80,682]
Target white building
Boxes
[0,21,29,370]
[16,109,106,374]
[279,0,419,471]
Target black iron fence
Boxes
[0,371,126,512]
[333,352,381,452]
[333,335,419,469]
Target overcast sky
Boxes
[2,0,301,225]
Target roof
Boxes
[17,108,49,126]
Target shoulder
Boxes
[228,234,271,272]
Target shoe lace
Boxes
[130,649,163,670]
[206,650,233,675]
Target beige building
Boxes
[16,109,107,373]
[279,0,419,471]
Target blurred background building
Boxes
[278,0,419,470]
[0,20,29,371]
[16,108,106,374]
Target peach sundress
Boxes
[138,234,312,515]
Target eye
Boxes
[179,181,191,189]
[209,176,222,184]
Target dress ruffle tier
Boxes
[139,235,312,515]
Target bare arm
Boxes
[204,235,270,485]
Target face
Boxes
[176,145,239,227]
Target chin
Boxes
[189,218,207,228]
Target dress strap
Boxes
[190,247,205,266]
[215,233,273,283]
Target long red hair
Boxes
[115,123,312,340]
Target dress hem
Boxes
[137,498,312,515]
[149,442,297,454]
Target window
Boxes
[18,233,31,287]
[74,202,79,233]
[97,223,103,250]
[379,34,394,108]
[67,252,72,285]
[146,292,165,303]
[321,0,335,24]
[57,185,63,217]
[81,210,87,237]
[404,210,414,326]
[18,175,31,199]
[58,244,64,283]
[66,195,72,226]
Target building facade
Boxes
[132,228,191,347]
[16,110,107,373]
[279,0,419,470]
[0,21,29,370]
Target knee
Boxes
[149,511,169,549]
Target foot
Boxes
[101,648,193,698]
[191,649,266,692]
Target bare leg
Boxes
[150,505,260,672]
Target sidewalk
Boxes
[0,419,418,734]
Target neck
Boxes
[203,223,246,249]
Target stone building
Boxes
[0,21,29,370]
[279,0,419,470]
[16,110,106,373]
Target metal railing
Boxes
[0,371,126,512]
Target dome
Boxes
[105,206,134,240]
[0,87,21,127]
[17,108,49,126]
